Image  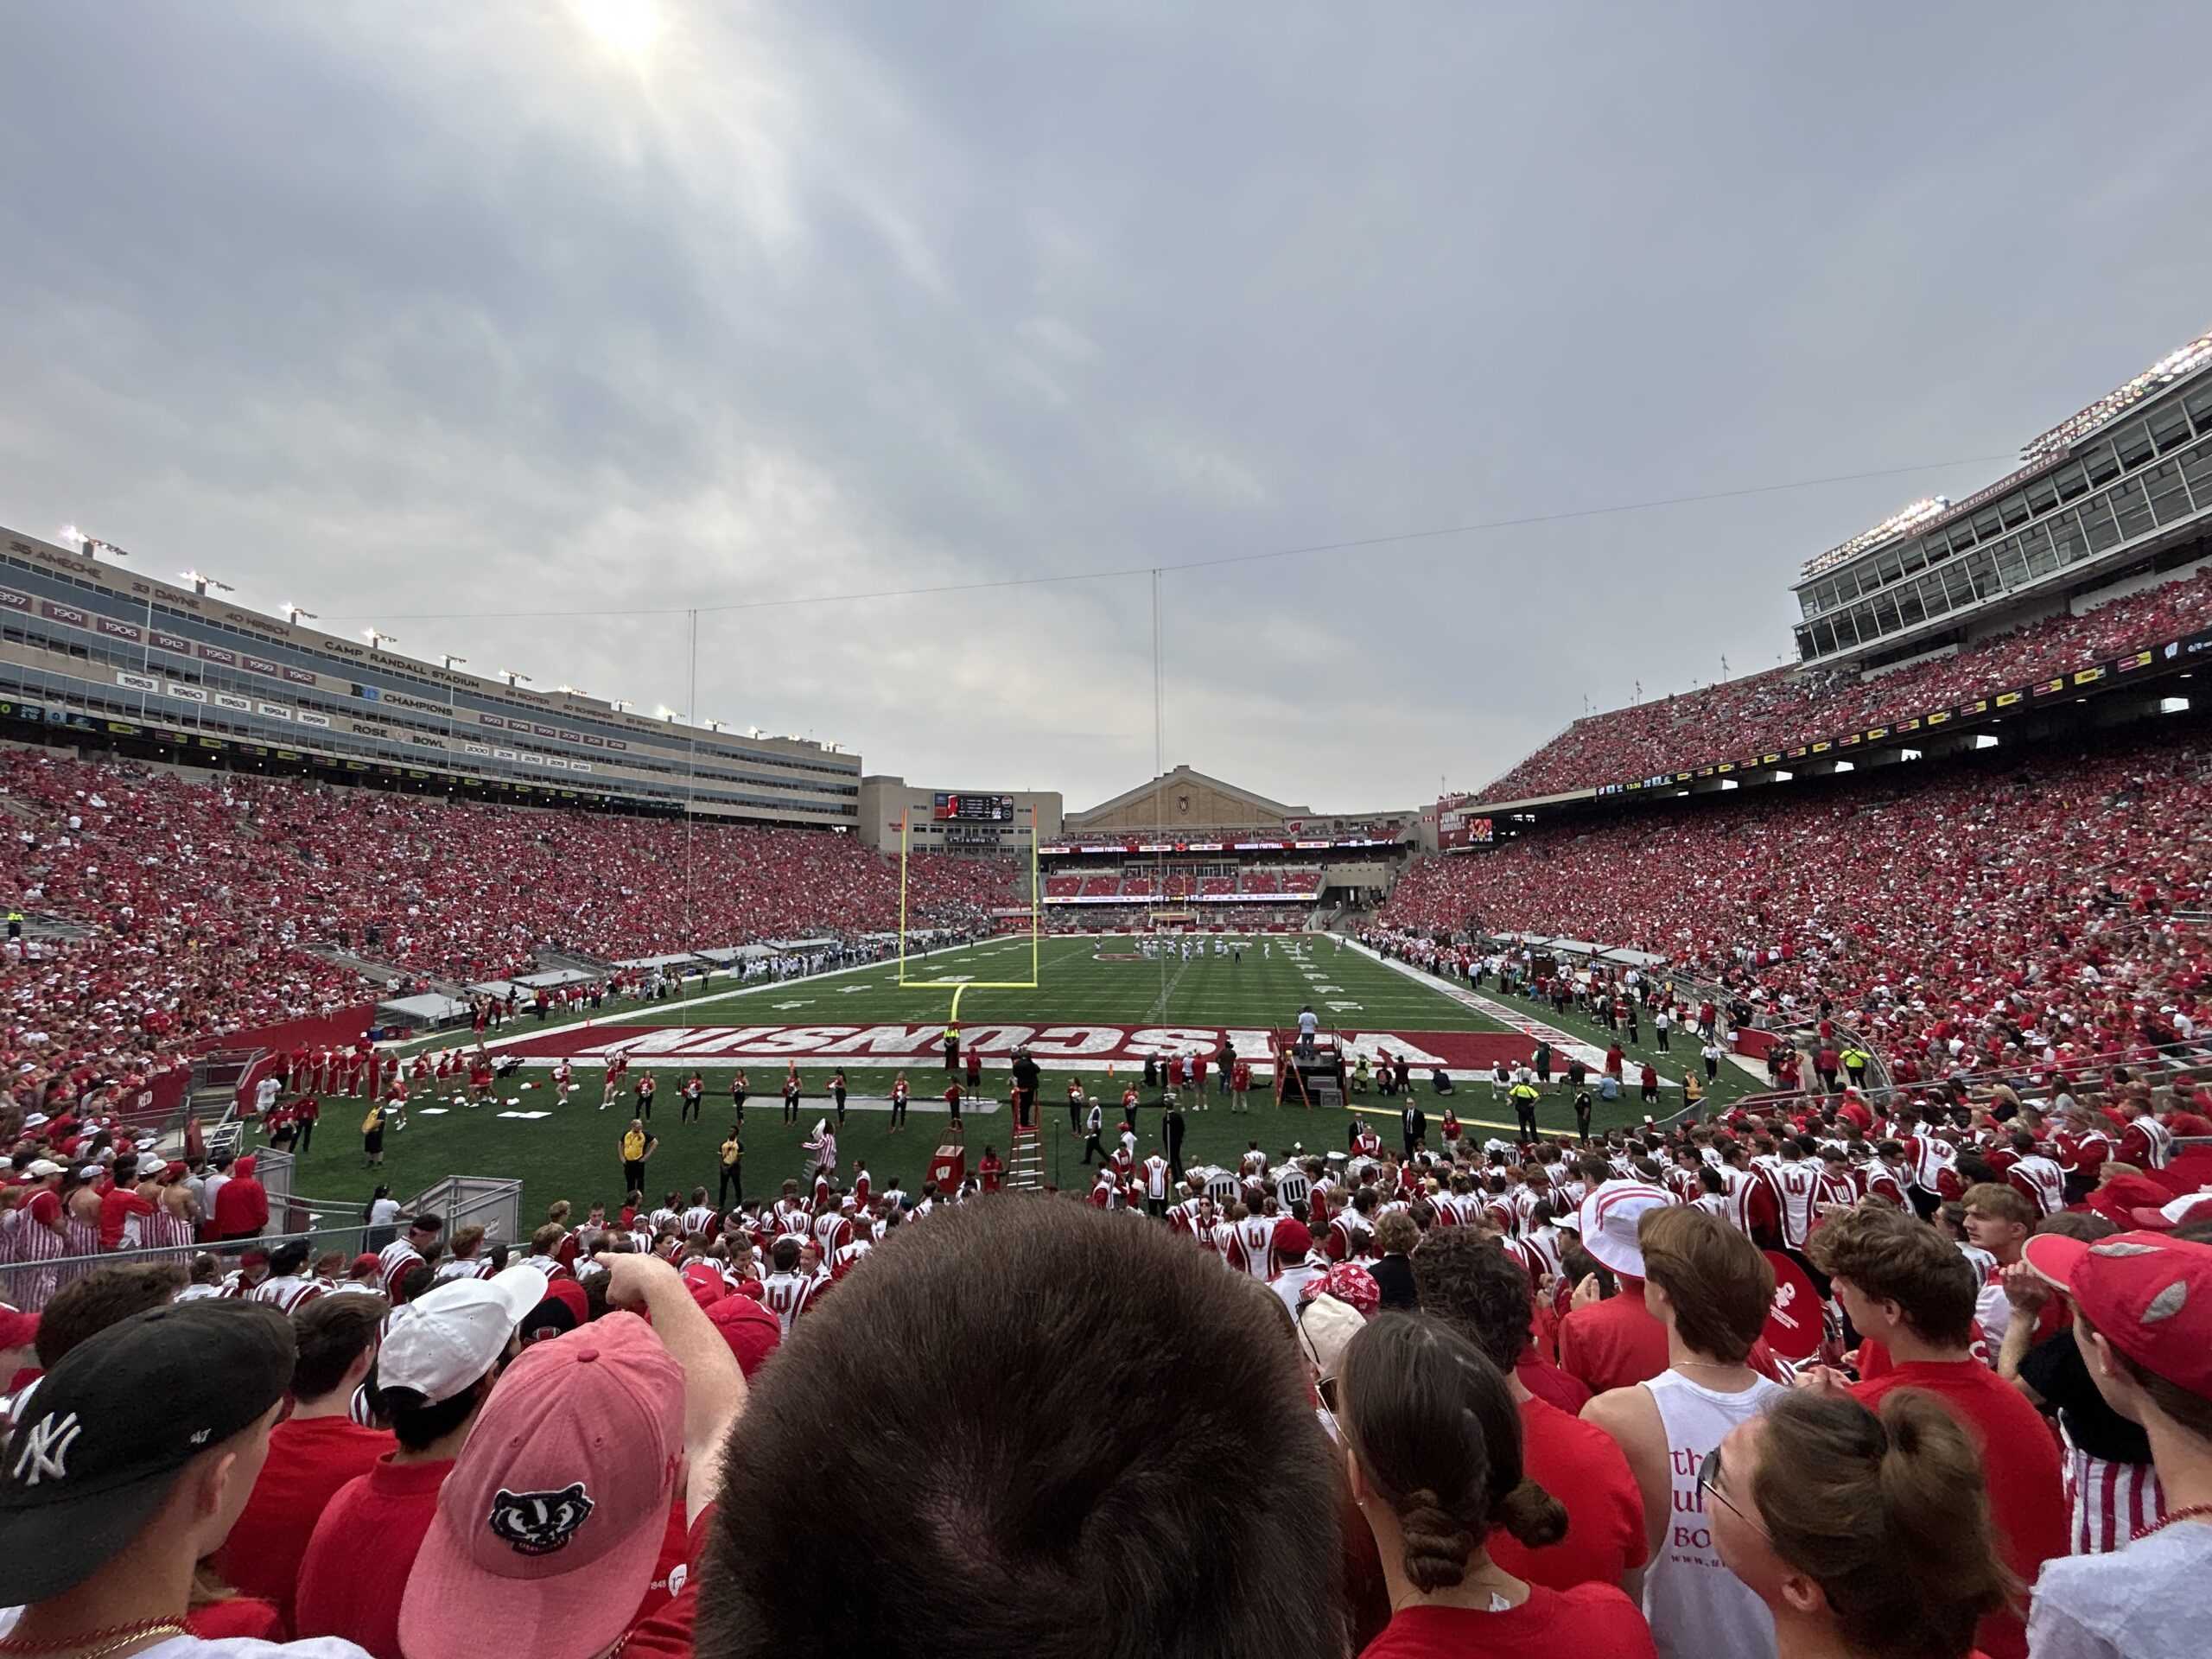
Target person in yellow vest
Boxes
[1840,1044,1871,1090]
[718,1128,744,1208]
[360,1098,386,1168]
[1681,1068,1705,1115]
[1509,1076,1541,1141]
[620,1118,658,1196]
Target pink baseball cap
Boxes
[398,1313,683,1659]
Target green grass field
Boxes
[273,935,1758,1220]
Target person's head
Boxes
[1337,1313,1566,1593]
[1807,1202,1978,1351]
[0,1301,296,1609]
[408,1211,444,1249]
[449,1224,486,1261]
[1374,1212,1419,1257]
[35,1262,189,1370]
[399,1316,685,1659]
[1637,1206,1774,1364]
[1960,1184,2034,1262]
[695,1197,1341,1659]
[771,1238,800,1274]
[289,1292,391,1403]
[1411,1230,1535,1374]
[267,1238,312,1280]
[373,1267,544,1452]
[1710,1389,2013,1659]
[2025,1229,2212,1444]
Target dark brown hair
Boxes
[1411,1229,1532,1374]
[1751,1390,2016,1659]
[1639,1205,1773,1363]
[695,1196,1342,1659]
[1338,1313,1567,1592]
[1805,1202,1977,1348]
[35,1263,188,1368]
[290,1292,390,1401]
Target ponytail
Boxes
[1338,1313,1548,1588]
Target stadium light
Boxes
[1800,499,1952,582]
[556,683,585,696]
[282,603,318,626]
[363,627,398,652]
[61,524,86,549]
[703,719,725,733]
[441,653,467,671]
[180,569,236,596]
[1771,769,1795,782]
[1900,748,1923,761]
[609,699,632,713]
[2162,696,2190,715]
[498,669,531,687]
[655,705,678,722]
[1972,734,2000,751]
[1833,760,1854,773]
[2020,326,2212,461]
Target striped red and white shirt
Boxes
[2063,1433,2164,1554]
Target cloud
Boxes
[3,1,2211,814]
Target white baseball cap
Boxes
[379,1265,547,1404]
[1578,1180,1677,1279]
[24,1160,63,1179]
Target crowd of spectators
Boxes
[1477,567,2212,802]
[0,747,1013,1137]
[1387,731,2212,1092]
[4,1052,2209,1656]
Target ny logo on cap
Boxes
[11,1411,82,1487]
[488,1483,594,1554]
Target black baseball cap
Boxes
[0,1299,295,1604]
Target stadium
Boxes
[4,10,2211,1659]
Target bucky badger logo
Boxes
[487,1484,594,1554]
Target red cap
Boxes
[400,1313,683,1659]
[680,1260,728,1311]
[2024,1231,2212,1400]
[350,1253,382,1278]
[706,1292,781,1379]
[0,1308,38,1350]
[1273,1218,1313,1258]
[539,1277,590,1327]
[2086,1172,2172,1227]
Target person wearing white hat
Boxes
[1557,1181,1677,1395]
[293,1265,543,1659]
[1582,1205,1786,1659]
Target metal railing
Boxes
[2,1223,379,1313]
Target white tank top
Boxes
[1639,1369,1787,1659]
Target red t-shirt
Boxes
[1486,1398,1648,1592]
[293,1454,454,1659]
[1515,1351,1590,1415]
[215,1414,395,1630]
[186,1598,286,1643]
[1556,1285,1669,1395]
[98,1185,156,1250]
[1357,1587,1656,1658]
[1850,1362,2066,1659]
[618,1503,715,1658]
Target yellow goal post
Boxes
[897,804,1041,1006]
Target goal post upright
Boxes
[898,802,1041,1000]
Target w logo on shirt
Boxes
[10,1411,82,1487]
[487,1483,595,1554]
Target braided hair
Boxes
[1338,1313,1567,1592]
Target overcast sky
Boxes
[4,3,2209,812]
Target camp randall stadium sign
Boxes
[491,1022,1560,1076]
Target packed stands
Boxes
[0,749,1013,1120]
[1477,566,2212,801]
[1388,728,2212,1078]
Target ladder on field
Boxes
[1006,1126,1046,1192]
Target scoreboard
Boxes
[932,791,1018,823]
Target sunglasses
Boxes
[1697,1445,1768,1537]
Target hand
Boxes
[1791,1363,1849,1395]
[599,1251,682,1309]
[1571,1273,1605,1311]
[2001,1260,2051,1314]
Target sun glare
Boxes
[573,0,663,60]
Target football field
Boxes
[289,936,1758,1218]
